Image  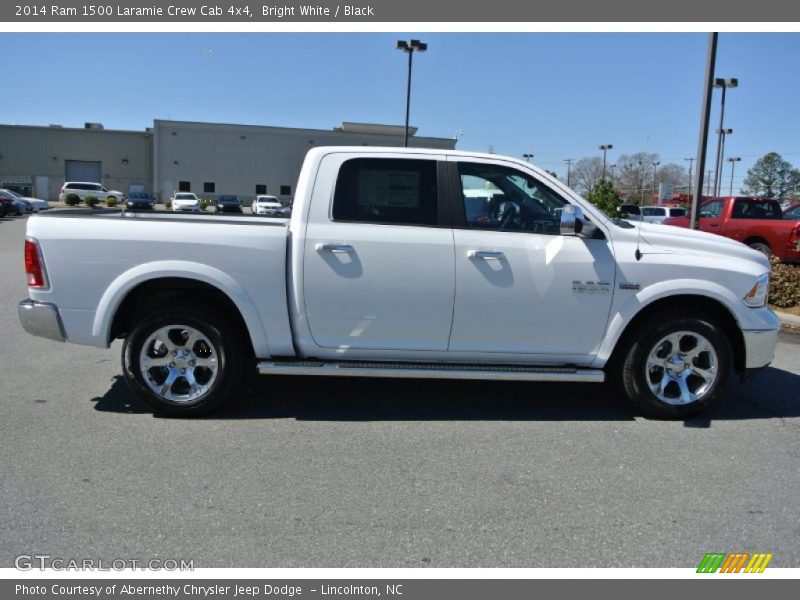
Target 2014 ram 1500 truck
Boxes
[18,147,780,418]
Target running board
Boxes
[257,360,605,383]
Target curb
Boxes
[773,310,800,335]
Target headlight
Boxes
[743,273,769,308]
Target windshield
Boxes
[175,194,195,200]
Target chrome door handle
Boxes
[467,249,505,260]
[315,243,354,254]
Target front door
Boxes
[448,158,616,359]
[303,154,455,352]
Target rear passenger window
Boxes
[333,158,438,226]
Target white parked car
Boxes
[640,206,687,224]
[252,195,283,216]
[0,189,49,212]
[19,147,779,419]
[59,182,125,204]
[171,192,200,212]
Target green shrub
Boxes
[164,201,172,210]
[64,193,80,206]
[84,195,99,208]
[769,257,800,308]
[199,199,208,211]
[105,197,118,208]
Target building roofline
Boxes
[154,119,453,143]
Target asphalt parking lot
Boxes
[1,213,799,569]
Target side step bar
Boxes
[257,360,605,383]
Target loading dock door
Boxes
[65,160,101,183]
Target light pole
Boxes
[564,158,574,187]
[609,164,616,183]
[712,77,738,195]
[522,153,534,163]
[727,157,741,196]
[684,157,695,199]
[599,144,613,180]
[652,161,660,205]
[638,160,644,205]
[715,128,732,195]
[396,39,427,148]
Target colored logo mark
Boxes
[697,552,773,573]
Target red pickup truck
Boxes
[662,196,800,263]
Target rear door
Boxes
[447,157,616,359]
[302,152,455,353]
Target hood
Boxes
[634,222,770,269]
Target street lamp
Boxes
[637,160,644,205]
[599,144,613,180]
[716,127,733,196]
[727,157,741,196]
[396,39,428,148]
[712,77,738,195]
[564,158,574,187]
[522,153,534,163]
[652,161,660,205]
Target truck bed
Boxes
[25,210,293,358]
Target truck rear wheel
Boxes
[618,311,732,419]
[122,307,246,416]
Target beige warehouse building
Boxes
[0,120,456,202]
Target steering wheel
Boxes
[498,201,520,230]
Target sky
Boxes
[1,32,799,191]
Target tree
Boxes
[656,163,689,194]
[587,179,622,218]
[569,157,604,195]
[614,152,660,204]
[742,152,800,200]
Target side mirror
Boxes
[560,204,585,236]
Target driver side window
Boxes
[699,200,723,218]
[458,162,568,234]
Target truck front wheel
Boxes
[122,307,246,416]
[618,311,732,419]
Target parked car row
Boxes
[617,196,800,263]
[0,188,50,216]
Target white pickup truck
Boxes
[18,147,779,418]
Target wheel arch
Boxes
[92,261,269,357]
[603,293,746,377]
[742,236,771,249]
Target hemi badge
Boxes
[572,281,611,294]
[619,282,641,291]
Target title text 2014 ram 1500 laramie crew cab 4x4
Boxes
[18,147,779,418]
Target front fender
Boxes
[591,278,746,368]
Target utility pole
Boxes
[564,158,574,187]
[706,170,714,196]
[684,157,695,199]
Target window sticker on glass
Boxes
[358,170,421,208]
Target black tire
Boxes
[617,310,732,419]
[747,241,772,257]
[122,306,248,416]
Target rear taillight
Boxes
[24,238,48,288]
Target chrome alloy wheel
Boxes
[138,325,219,402]
[644,331,719,405]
